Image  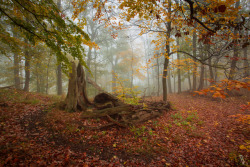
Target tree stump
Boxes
[64,62,91,112]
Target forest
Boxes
[0,0,249,166]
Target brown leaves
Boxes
[213,5,227,13]
[1,89,249,166]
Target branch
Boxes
[169,50,228,69]
[183,0,216,33]
[0,7,42,40]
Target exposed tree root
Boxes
[80,92,171,128]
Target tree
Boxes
[0,0,90,72]
[72,0,248,101]
[177,37,181,93]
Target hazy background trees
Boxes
[0,0,249,99]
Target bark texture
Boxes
[64,62,91,112]
[80,92,171,128]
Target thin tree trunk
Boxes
[204,65,208,87]
[111,57,116,93]
[129,38,134,89]
[243,45,249,78]
[157,55,160,96]
[229,1,240,80]
[56,0,63,95]
[198,64,205,90]
[177,37,181,93]
[57,64,63,95]
[12,26,21,89]
[188,69,192,90]
[146,40,150,96]
[162,0,171,102]
[167,68,172,93]
[173,71,176,93]
[192,23,197,90]
[46,60,50,94]
[14,52,20,89]
[208,57,214,85]
[94,49,97,96]
[23,50,31,92]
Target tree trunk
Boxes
[208,57,214,85]
[46,57,51,94]
[111,49,116,93]
[162,0,171,102]
[56,0,63,95]
[129,37,134,89]
[23,50,31,92]
[192,23,197,91]
[243,29,249,79]
[198,64,205,90]
[12,26,21,89]
[167,68,172,93]
[243,44,249,79]
[188,69,192,90]
[177,37,181,93]
[94,49,97,96]
[157,54,160,96]
[229,1,240,80]
[57,64,63,95]
[204,65,208,87]
[65,62,91,112]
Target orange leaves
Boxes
[229,114,250,124]
[195,79,250,99]
[212,91,226,99]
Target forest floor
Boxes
[0,88,249,166]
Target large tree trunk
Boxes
[65,62,91,112]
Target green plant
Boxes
[186,112,199,122]
[197,120,204,126]
[148,128,155,136]
[173,120,181,126]
[92,135,99,139]
[164,126,169,133]
[153,120,159,127]
[22,99,40,105]
[171,112,183,120]
[181,120,189,126]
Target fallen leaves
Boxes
[0,89,249,166]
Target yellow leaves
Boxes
[214,121,219,126]
[239,142,250,152]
